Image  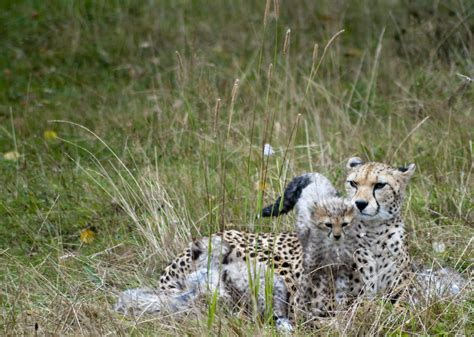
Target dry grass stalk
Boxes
[213,98,222,138]
[283,29,291,55]
[263,0,271,27]
[227,79,240,138]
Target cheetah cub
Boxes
[294,197,358,321]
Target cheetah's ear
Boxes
[346,157,364,170]
[397,163,416,180]
[190,240,204,261]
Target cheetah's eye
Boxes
[348,180,357,188]
[374,182,387,190]
[341,222,349,227]
[324,223,332,228]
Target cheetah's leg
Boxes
[292,271,334,327]
[272,275,293,332]
[308,272,334,318]
[353,249,377,298]
[222,261,293,332]
[334,268,355,306]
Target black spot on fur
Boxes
[222,253,230,264]
[261,174,312,217]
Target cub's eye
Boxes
[348,180,358,188]
[374,182,387,190]
[324,223,332,228]
[341,222,349,227]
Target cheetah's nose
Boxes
[333,234,341,240]
[355,200,369,211]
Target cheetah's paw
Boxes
[276,317,294,334]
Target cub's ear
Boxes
[346,157,364,170]
[190,239,204,261]
[397,163,416,180]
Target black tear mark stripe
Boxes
[372,186,380,213]
[261,174,312,217]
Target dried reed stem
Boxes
[283,28,291,55]
[305,29,345,96]
[213,98,221,138]
[226,79,240,139]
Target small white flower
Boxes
[432,241,446,253]
[140,41,151,49]
[263,143,274,156]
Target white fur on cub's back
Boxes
[295,173,338,225]
[261,172,338,217]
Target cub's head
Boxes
[190,235,230,268]
[310,197,355,241]
[345,157,415,221]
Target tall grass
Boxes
[0,0,472,335]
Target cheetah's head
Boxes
[345,157,415,222]
[310,197,355,241]
[190,235,230,269]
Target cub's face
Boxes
[191,236,230,268]
[345,157,415,221]
[311,198,355,241]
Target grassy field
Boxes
[1,0,473,335]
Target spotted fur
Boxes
[293,198,358,321]
[344,157,416,298]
